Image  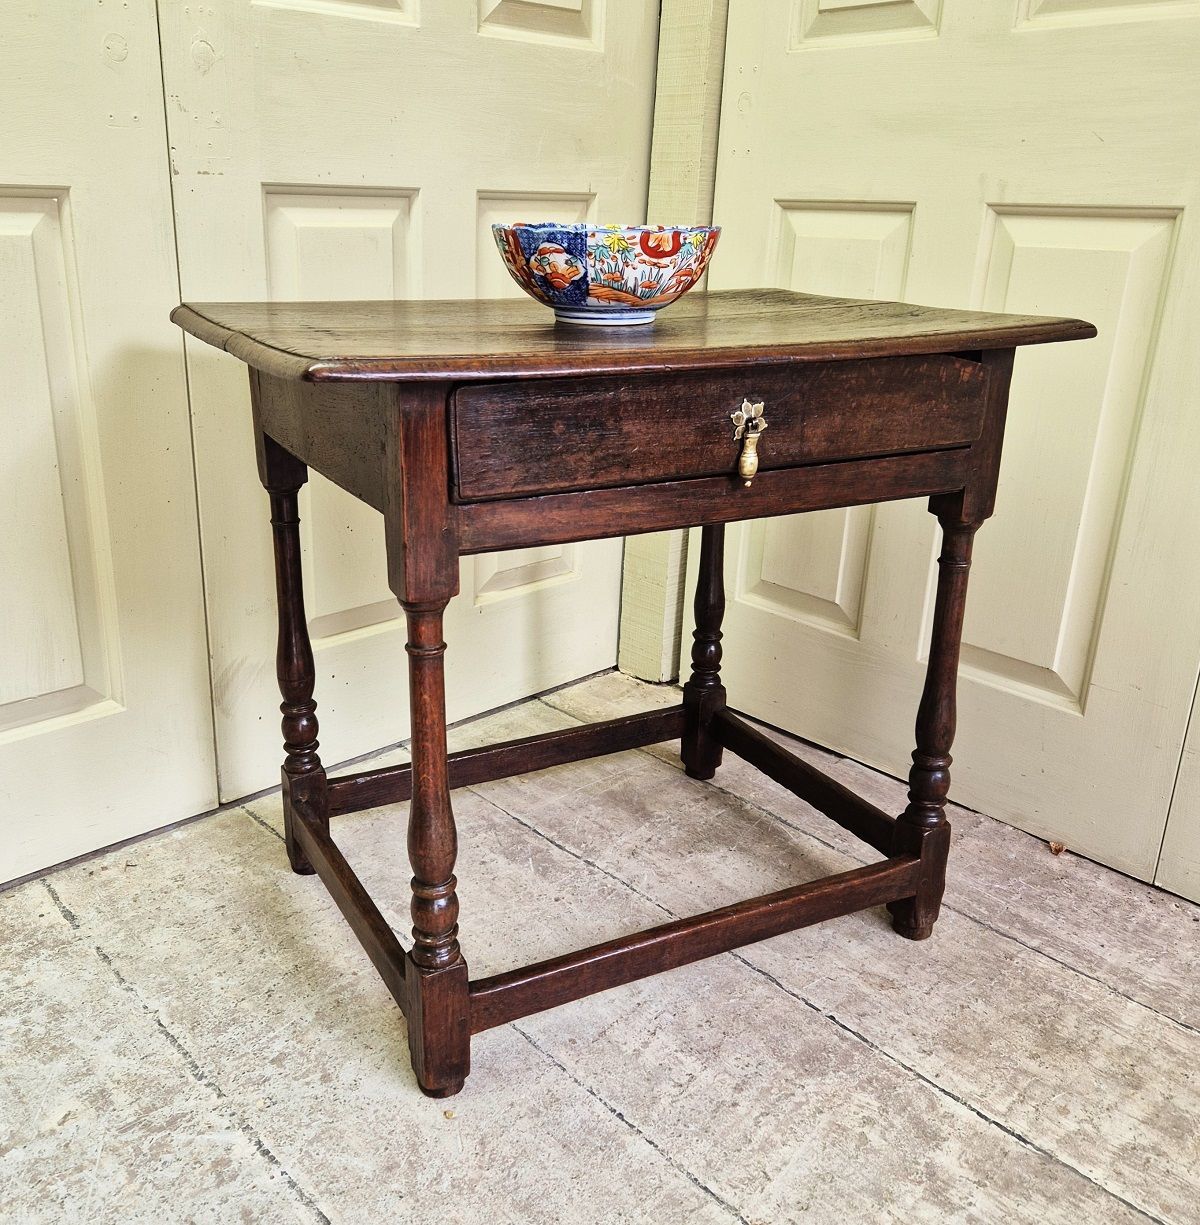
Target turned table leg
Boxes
[401,600,470,1097]
[379,385,470,1096]
[889,497,981,941]
[682,524,728,780]
[261,435,328,876]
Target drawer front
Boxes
[451,355,988,502]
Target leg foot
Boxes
[284,833,316,876]
[890,915,935,942]
[420,1080,465,1100]
[889,820,951,939]
[282,773,324,875]
[404,957,470,1097]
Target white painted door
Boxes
[1,3,216,881]
[158,1,659,799]
[701,0,1200,881]
[1158,693,1200,903]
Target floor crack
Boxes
[40,880,334,1224]
[42,880,80,929]
[729,953,1172,1225]
[241,803,287,844]
[513,1023,752,1225]
[484,741,1178,1225]
[695,762,1200,1036]
[468,788,675,921]
[960,913,1200,1039]
[551,707,1200,1038]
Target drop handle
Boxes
[731,399,768,487]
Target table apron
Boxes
[455,446,970,554]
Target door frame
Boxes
[617,0,731,683]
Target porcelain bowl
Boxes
[491,222,721,326]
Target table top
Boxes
[171,289,1095,384]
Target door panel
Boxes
[792,0,943,46]
[1,197,110,718]
[964,209,1176,708]
[772,202,914,300]
[704,0,1200,878]
[159,0,658,798]
[738,506,875,638]
[1,4,216,881]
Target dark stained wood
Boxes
[713,710,896,855]
[170,289,1095,383]
[385,383,459,608]
[400,597,471,1096]
[254,424,326,877]
[404,960,470,1099]
[962,348,1017,523]
[456,448,972,554]
[401,604,461,971]
[681,524,727,781]
[187,291,1095,1096]
[451,355,987,500]
[253,373,393,512]
[380,382,471,1095]
[888,495,980,941]
[291,810,407,1006]
[468,856,923,1034]
[328,705,686,817]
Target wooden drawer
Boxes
[450,355,989,502]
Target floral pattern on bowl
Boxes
[492,222,721,326]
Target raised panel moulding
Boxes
[252,0,419,26]
[790,0,942,47]
[264,187,419,301]
[736,507,875,638]
[742,200,913,637]
[478,0,603,49]
[954,206,1178,710]
[772,200,914,301]
[0,193,117,738]
[263,186,420,643]
[301,476,399,643]
[476,191,594,298]
[474,546,580,604]
[1016,0,1200,30]
[477,0,604,49]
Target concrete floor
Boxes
[3,672,1198,1224]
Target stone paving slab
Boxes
[3,674,1197,1224]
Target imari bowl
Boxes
[491,222,721,326]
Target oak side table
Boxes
[173,289,1093,1097]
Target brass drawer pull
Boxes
[732,399,768,486]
